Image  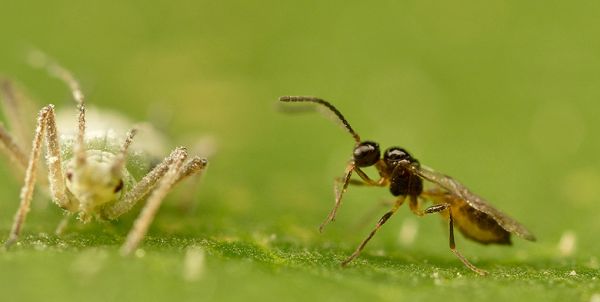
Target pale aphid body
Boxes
[55,106,169,161]
[0,54,208,255]
[55,108,164,223]
[57,108,151,222]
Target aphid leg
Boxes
[0,122,28,170]
[43,107,71,211]
[341,195,406,266]
[423,202,488,276]
[0,80,32,171]
[119,147,189,256]
[103,156,173,219]
[28,51,87,164]
[173,136,216,208]
[102,152,207,220]
[55,214,72,235]
[171,155,210,213]
[319,162,355,233]
[174,156,209,184]
[4,105,70,247]
[0,79,35,149]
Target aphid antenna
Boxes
[28,50,87,165]
[279,96,361,144]
[111,128,138,175]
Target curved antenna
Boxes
[28,50,87,165]
[279,96,361,143]
[111,128,138,175]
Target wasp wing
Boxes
[404,163,536,241]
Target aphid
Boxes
[0,54,208,255]
[279,96,536,275]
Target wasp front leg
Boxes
[348,167,387,186]
[319,161,356,232]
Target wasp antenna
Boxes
[279,96,361,143]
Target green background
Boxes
[0,1,598,301]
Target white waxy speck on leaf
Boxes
[398,218,418,247]
[183,246,206,282]
[558,231,577,257]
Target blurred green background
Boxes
[0,1,598,301]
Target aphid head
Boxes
[384,147,417,167]
[65,150,127,218]
[353,141,381,167]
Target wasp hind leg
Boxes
[422,201,488,276]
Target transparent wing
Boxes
[404,162,536,241]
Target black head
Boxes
[353,141,381,167]
[383,147,417,167]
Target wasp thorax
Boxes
[353,141,380,167]
[383,147,414,166]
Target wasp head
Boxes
[353,141,381,167]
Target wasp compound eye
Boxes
[383,147,412,166]
[353,141,380,167]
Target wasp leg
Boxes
[353,167,387,186]
[343,179,370,186]
[352,199,395,230]
[119,147,198,256]
[343,168,390,229]
[341,179,383,187]
[319,161,355,233]
[5,105,71,247]
[321,159,385,232]
[422,201,488,276]
[339,168,387,187]
[341,195,406,266]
